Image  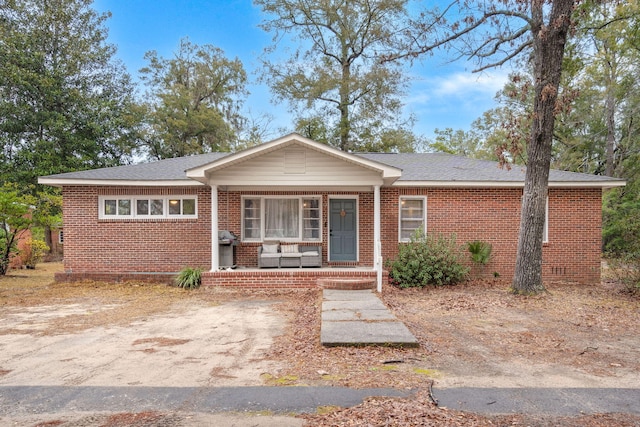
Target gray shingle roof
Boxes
[39,150,623,186]
[41,153,227,182]
[358,152,620,184]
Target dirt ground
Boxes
[1,263,639,426]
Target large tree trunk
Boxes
[604,75,617,177]
[512,0,575,295]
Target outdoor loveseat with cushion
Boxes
[257,242,281,268]
[257,243,322,268]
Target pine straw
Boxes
[303,390,640,426]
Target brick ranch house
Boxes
[39,133,624,290]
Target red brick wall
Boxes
[59,185,603,284]
[380,187,603,283]
[61,186,211,274]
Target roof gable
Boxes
[185,133,402,187]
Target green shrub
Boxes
[388,230,469,288]
[21,238,50,268]
[175,267,203,289]
[467,240,492,265]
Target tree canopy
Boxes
[256,0,414,152]
[0,0,140,188]
[139,38,248,159]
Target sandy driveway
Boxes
[0,300,284,387]
[0,298,308,426]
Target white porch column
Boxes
[374,185,382,292]
[210,185,219,272]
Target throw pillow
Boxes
[280,244,299,253]
[262,243,279,254]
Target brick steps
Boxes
[316,277,376,290]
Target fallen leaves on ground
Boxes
[303,389,640,426]
[3,263,640,426]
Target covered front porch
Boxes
[185,135,402,291]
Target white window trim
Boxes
[241,195,322,242]
[543,196,549,243]
[58,230,64,244]
[98,195,198,220]
[398,196,427,242]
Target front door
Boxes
[329,198,357,261]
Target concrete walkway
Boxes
[320,289,418,347]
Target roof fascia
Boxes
[37,178,204,187]
[392,180,626,189]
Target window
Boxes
[99,196,197,219]
[544,197,549,243]
[243,198,261,239]
[265,198,299,239]
[399,196,426,242]
[242,196,322,242]
[303,198,321,240]
[136,198,164,216]
[58,230,64,245]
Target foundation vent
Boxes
[551,266,567,275]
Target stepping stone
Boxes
[321,321,419,347]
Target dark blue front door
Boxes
[329,199,357,261]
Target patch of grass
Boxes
[260,373,301,385]
[413,368,442,378]
[370,364,398,371]
[319,373,345,381]
[317,405,341,415]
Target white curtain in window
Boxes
[265,199,299,239]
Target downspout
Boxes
[374,185,382,292]
[210,184,219,272]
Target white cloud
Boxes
[407,69,510,106]
[404,67,511,137]
[434,70,509,97]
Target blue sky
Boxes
[92,0,509,142]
